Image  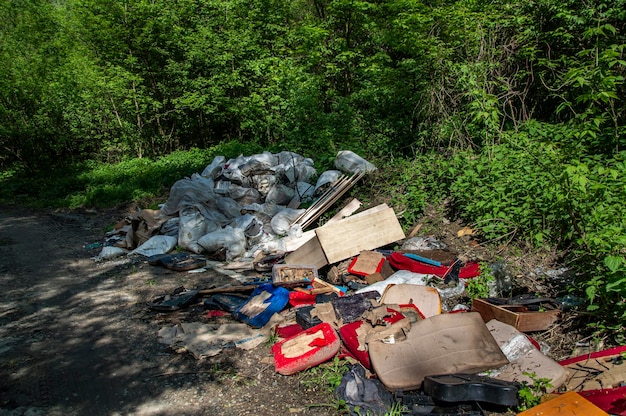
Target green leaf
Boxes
[604,256,624,273]
[606,278,626,292]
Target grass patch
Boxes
[0,141,264,209]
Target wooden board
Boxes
[284,204,390,258]
[285,204,399,269]
[325,198,362,226]
[284,234,328,270]
[315,207,405,264]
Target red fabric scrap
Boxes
[205,310,228,318]
[288,291,317,307]
[275,323,304,339]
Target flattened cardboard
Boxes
[368,312,509,391]
[486,319,566,393]
[348,251,385,276]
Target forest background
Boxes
[1,0,625,342]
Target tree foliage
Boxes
[1,0,626,338]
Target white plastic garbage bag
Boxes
[160,217,180,237]
[270,208,305,235]
[230,213,263,236]
[275,151,305,165]
[239,151,276,175]
[216,197,242,219]
[248,174,276,195]
[162,174,215,215]
[94,246,128,262]
[198,227,246,261]
[201,155,226,178]
[178,206,217,254]
[280,162,317,184]
[294,181,315,203]
[265,184,296,206]
[315,170,342,194]
[130,235,177,257]
[228,184,261,205]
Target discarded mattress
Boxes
[368,312,509,390]
[272,322,341,375]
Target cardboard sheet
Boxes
[368,312,509,390]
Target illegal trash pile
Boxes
[96,150,375,262]
[97,150,624,416]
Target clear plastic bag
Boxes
[334,150,376,174]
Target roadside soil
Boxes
[0,206,332,416]
[0,204,591,416]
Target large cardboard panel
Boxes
[486,319,566,393]
[380,284,442,318]
[315,207,405,264]
[368,312,509,391]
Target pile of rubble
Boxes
[96,150,624,415]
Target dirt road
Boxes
[0,207,330,416]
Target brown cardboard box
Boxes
[472,298,560,332]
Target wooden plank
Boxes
[292,175,347,225]
[315,207,405,264]
[283,229,317,252]
[284,235,328,270]
[325,198,362,226]
[300,172,365,230]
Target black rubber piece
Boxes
[422,373,520,407]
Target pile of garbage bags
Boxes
[96,150,376,261]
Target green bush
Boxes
[444,122,626,342]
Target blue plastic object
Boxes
[403,253,442,267]
[232,283,290,328]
